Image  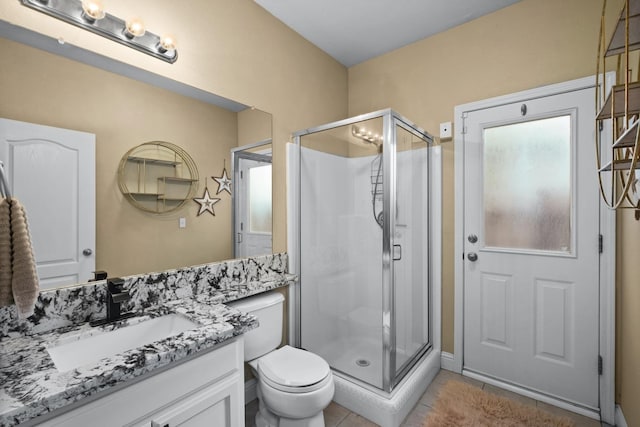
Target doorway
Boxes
[0,118,95,289]
[453,76,616,422]
[231,141,272,258]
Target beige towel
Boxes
[9,197,39,319]
[0,197,12,306]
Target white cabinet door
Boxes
[146,374,244,427]
[0,118,95,289]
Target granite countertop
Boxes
[0,277,292,427]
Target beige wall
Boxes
[349,0,638,422]
[616,210,640,423]
[237,108,272,147]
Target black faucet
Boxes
[91,278,134,326]
[107,278,131,321]
[89,270,108,282]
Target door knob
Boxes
[467,252,478,262]
[82,248,93,256]
[468,234,478,243]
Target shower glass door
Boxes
[391,120,431,386]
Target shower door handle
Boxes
[393,244,402,261]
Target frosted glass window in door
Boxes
[249,164,272,233]
[483,115,572,252]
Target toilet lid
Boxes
[258,345,330,389]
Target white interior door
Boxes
[234,154,272,258]
[462,87,600,409]
[0,118,95,289]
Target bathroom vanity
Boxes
[35,337,245,427]
[0,254,294,427]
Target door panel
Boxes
[463,87,599,408]
[534,279,573,363]
[0,118,95,289]
[480,273,513,350]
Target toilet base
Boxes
[254,391,326,427]
[255,408,325,427]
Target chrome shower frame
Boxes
[292,108,435,393]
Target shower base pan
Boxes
[332,348,440,427]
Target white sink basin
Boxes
[47,314,199,372]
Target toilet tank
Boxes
[226,292,284,361]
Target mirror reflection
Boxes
[0,35,273,289]
[232,141,273,258]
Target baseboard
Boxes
[616,404,628,427]
[440,352,457,372]
[245,378,257,404]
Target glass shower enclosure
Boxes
[293,109,434,392]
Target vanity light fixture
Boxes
[80,0,105,22]
[158,34,177,53]
[124,17,145,39]
[21,0,178,63]
[352,125,383,145]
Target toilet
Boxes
[228,292,334,427]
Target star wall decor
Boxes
[213,166,232,195]
[193,187,221,216]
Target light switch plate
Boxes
[179,217,186,228]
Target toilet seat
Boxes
[257,345,331,394]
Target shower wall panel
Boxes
[300,146,383,388]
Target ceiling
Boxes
[254,0,522,67]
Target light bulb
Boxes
[124,17,146,38]
[81,0,105,22]
[158,34,177,52]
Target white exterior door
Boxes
[462,87,600,408]
[0,118,95,289]
[234,153,272,258]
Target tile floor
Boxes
[245,369,609,427]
